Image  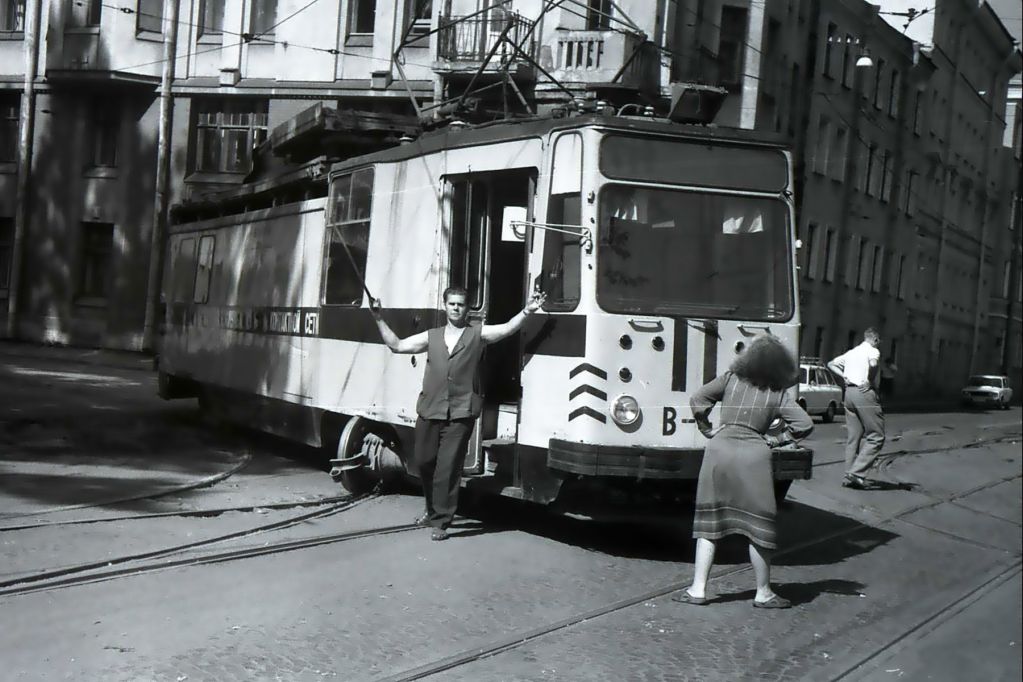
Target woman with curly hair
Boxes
[674,334,813,609]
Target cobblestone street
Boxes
[1,345,1020,681]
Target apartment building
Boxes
[1,0,1019,398]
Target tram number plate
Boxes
[662,407,696,436]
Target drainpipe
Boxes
[1004,169,1023,375]
[6,0,42,338]
[142,0,180,352]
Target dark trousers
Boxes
[414,416,474,528]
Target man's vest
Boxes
[416,324,484,420]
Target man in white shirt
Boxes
[828,328,884,489]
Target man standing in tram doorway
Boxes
[370,286,546,541]
[827,327,885,490]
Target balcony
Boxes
[435,11,537,79]
[551,30,657,92]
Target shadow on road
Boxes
[455,492,901,570]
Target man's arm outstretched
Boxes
[370,299,429,354]
[480,291,547,344]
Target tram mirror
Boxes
[501,206,527,242]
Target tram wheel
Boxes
[333,417,378,495]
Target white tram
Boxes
[158,112,811,507]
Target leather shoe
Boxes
[413,512,429,527]
[430,527,449,541]
[843,474,880,490]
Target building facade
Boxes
[1,0,1019,397]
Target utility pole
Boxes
[6,0,43,338]
[142,0,180,352]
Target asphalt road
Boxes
[1,346,1020,681]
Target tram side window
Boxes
[541,133,583,311]
[193,235,215,304]
[324,168,374,306]
[175,237,197,303]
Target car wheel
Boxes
[822,403,836,423]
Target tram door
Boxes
[447,168,535,473]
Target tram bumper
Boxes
[547,439,813,481]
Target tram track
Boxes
[377,445,1022,681]
[0,493,384,597]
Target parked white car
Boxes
[960,375,1013,409]
[797,361,843,422]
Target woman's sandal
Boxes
[752,595,792,609]
[671,590,709,605]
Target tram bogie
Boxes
[158,112,812,507]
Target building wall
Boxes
[1,0,1020,403]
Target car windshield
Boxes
[595,184,793,320]
[801,367,809,383]
[967,376,1001,387]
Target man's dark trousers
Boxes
[414,416,474,529]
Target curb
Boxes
[0,340,154,373]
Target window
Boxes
[199,0,224,35]
[829,126,846,180]
[585,0,612,30]
[888,70,900,116]
[249,0,276,35]
[813,116,831,174]
[90,101,118,168]
[904,171,917,216]
[349,0,376,35]
[324,168,373,306]
[1,0,25,31]
[842,34,854,87]
[872,59,886,108]
[892,253,907,300]
[823,226,837,282]
[404,0,431,39]
[880,151,893,202]
[193,235,215,304]
[0,95,17,163]
[845,235,860,288]
[862,143,877,195]
[871,246,883,292]
[803,222,819,279]
[194,99,268,173]
[1003,261,1012,298]
[912,91,923,135]
[0,217,12,295]
[542,133,582,311]
[856,238,870,290]
[719,6,749,90]
[448,179,488,309]
[136,0,162,33]
[823,23,837,78]
[69,0,102,27]
[78,222,114,300]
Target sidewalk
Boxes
[0,340,154,373]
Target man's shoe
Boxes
[414,512,429,527]
[843,474,880,490]
[430,527,449,541]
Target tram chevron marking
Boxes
[568,406,606,423]
[569,363,607,380]
[569,384,607,401]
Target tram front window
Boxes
[596,185,793,321]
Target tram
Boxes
[157,106,812,508]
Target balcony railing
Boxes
[552,30,657,90]
[436,11,536,66]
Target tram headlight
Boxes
[610,394,641,425]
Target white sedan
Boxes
[961,375,1013,409]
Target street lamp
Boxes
[856,48,874,69]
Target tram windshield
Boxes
[596,184,793,321]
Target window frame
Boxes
[77,221,115,302]
[136,0,163,34]
[322,167,375,307]
[0,0,26,32]
[199,0,224,36]
[192,98,269,175]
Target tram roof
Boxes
[327,115,790,175]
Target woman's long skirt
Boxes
[692,425,777,549]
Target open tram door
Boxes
[445,168,536,476]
